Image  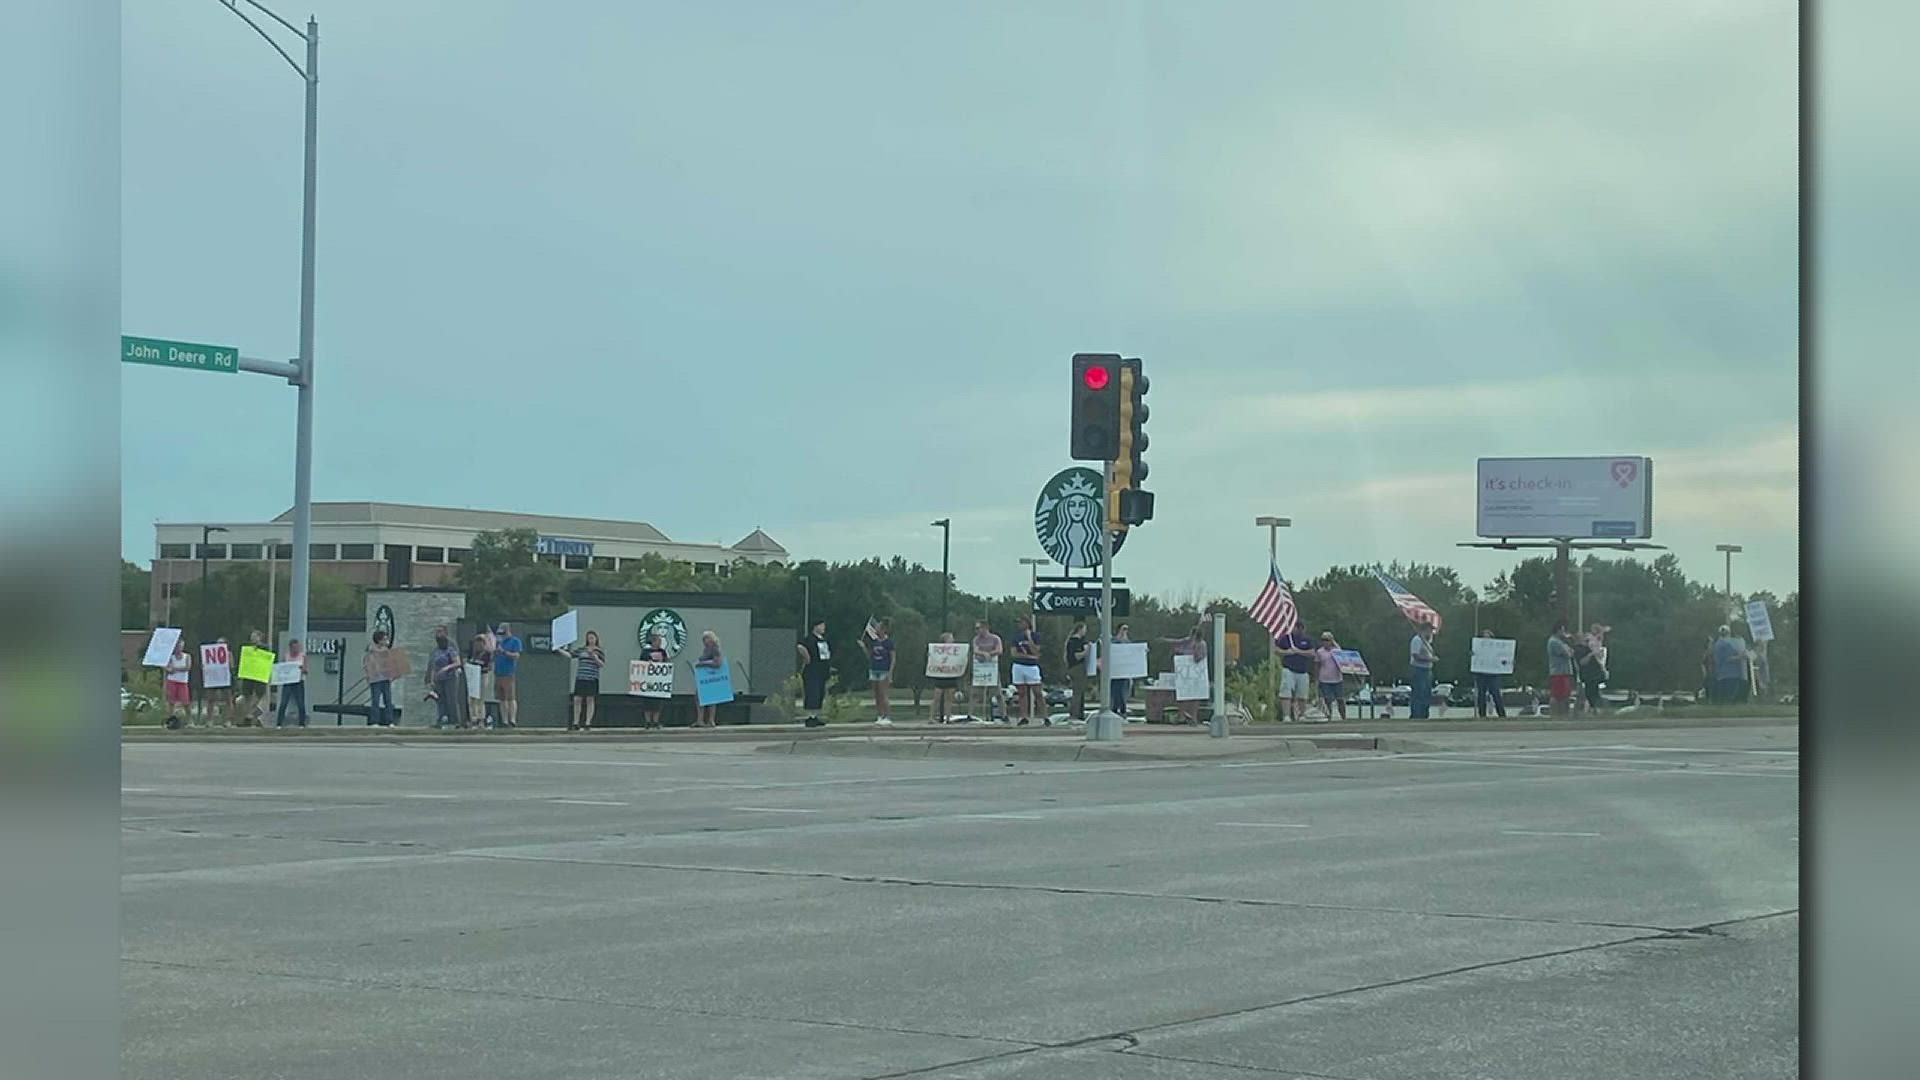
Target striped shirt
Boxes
[568,646,605,682]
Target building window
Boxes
[563,554,590,571]
[340,543,375,560]
[539,553,562,567]
[229,543,263,560]
[310,543,338,560]
[693,562,716,575]
[194,544,227,560]
[717,563,732,578]
[590,556,616,571]
[447,547,469,564]
[158,543,191,560]
[416,546,445,563]
[273,543,294,560]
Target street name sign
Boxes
[122,335,239,375]
[1032,585,1130,617]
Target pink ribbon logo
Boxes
[1610,459,1638,488]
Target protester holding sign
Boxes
[1408,623,1437,720]
[239,630,272,726]
[638,631,671,729]
[971,620,1004,722]
[1546,624,1576,717]
[561,630,607,731]
[1164,622,1209,724]
[274,640,310,727]
[866,620,895,726]
[926,632,965,723]
[1314,632,1348,722]
[363,631,397,728]
[1574,623,1611,715]
[1010,616,1043,726]
[430,631,463,729]
[162,639,193,728]
[200,638,235,726]
[1471,630,1510,718]
[796,621,832,728]
[693,630,726,728]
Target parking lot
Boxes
[123,723,1798,1079]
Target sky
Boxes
[121,0,1799,604]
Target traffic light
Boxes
[1070,353,1121,461]
[1110,358,1154,527]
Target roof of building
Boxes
[267,502,673,542]
[731,528,788,555]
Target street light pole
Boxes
[1715,543,1743,599]
[799,574,811,634]
[199,525,228,631]
[1018,557,1047,604]
[931,519,951,634]
[217,1,319,660]
[1254,516,1291,720]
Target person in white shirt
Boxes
[163,639,193,729]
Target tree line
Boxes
[126,530,1795,697]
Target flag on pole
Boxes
[1248,563,1299,640]
[861,616,882,643]
[1374,572,1442,630]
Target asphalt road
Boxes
[123,723,1799,1079]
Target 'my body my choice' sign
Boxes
[1476,457,1653,540]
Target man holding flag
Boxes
[1249,563,1312,722]
[1375,572,1444,719]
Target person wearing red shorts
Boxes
[163,639,193,729]
[1546,623,1576,717]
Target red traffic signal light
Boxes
[1083,364,1111,391]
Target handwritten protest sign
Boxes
[199,642,233,689]
[629,660,675,698]
[142,627,181,667]
[1174,654,1210,701]
[463,662,483,696]
[926,643,970,678]
[269,661,304,686]
[971,660,1000,687]
[695,663,734,706]
[1470,638,1517,676]
[1745,600,1775,643]
[1334,649,1370,676]
[238,646,275,684]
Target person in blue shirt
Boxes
[866,620,896,726]
[1710,626,1749,704]
[1276,630,1316,722]
[492,622,522,728]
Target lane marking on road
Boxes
[235,791,294,797]
[1501,829,1603,838]
[1216,821,1312,829]
[731,806,819,814]
[549,799,630,807]
[121,788,154,794]
[499,758,671,767]
[953,813,1044,821]
[397,794,459,800]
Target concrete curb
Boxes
[758,734,1443,763]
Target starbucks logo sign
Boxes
[638,608,689,656]
[1035,466,1126,569]
[372,604,396,643]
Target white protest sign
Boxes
[463,662,483,695]
[142,627,181,667]
[1109,642,1149,680]
[1470,637,1517,676]
[551,609,579,650]
[926,643,970,679]
[199,642,234,688]
[1174,653,1210,701]
[269,661,304,686]
[628,660,675,699]
[1745,600,1775,643]
[971,659,1000,687]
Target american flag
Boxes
[1248,563,1300,640]
[1374,572,1442,630]
[861,616,882,643]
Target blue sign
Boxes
[694,662,735,707]
[535,536,594,557]
[1591,520,1637,537]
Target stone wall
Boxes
[365,588,466,725]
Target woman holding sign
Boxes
[694,630,726,728]
[927,631,963,723]
[363,631,397,728]
[274,640,310,727]
[561,630,607,731]
[639,631,671,729]
[163,639,193,729]
[201,637,236,726]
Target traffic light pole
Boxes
[1089,460,1123,742]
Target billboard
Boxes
[1476,457,1653,539]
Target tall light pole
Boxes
[218,0,320,660]
[199,525,228,633]
[798,574,811,634]
[931,519,951,634]
[1018,557,1047,605]
[266,538,284,644]
[1573,561,1587,631]
[1255,516,1291,720]
[1715,543,1743,599]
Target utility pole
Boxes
[1716,543,1743,599]
[799,574,811,634]
[1574,561,1587,632]
[199,525,228,635]
[266,540,281,645]
[1089,461,1122,741]
[932,519,951,634]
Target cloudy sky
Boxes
[121,0,1798,602]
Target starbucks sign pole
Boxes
[1089,461,1123,742]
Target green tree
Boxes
[457,529,566,622]
[122,560,152,629]
[171,565,363,650]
